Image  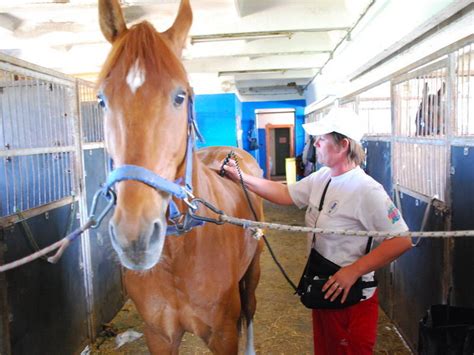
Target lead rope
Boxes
[223,151,297,291]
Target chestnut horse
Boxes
[97,0,263,353]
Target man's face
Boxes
[314,133,345,167]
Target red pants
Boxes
[312,290,379,355]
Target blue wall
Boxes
[194,93,238,148]
[194,94,306,176]
[235,95,243,148]
[241,100,306,154]
[241,100,306,173]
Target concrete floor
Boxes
[90,201,412,354]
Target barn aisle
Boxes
[91,201,411,354]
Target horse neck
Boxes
[173,151,210,198]
[189,153,211,199]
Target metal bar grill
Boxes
[339,101,356,112]
[455,43,473,136]
[357,82,392,136]
[394,66,447,138]
[393,142,447,201]
[0,68,76,217]
[392,62,449,202]
[77,81,104,144]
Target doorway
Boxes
[255,108,295,179]
[265,124,294,180]
[274,127,290,177]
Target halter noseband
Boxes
[102,93,205,236]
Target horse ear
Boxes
[99,0,127,43]
[163,0,193,57]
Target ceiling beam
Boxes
[247,50,331,60]
[0,13,23,32]
[184,50,331,60]
[7,0,70,3]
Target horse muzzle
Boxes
[109,218,166,271]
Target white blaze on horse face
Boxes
[126,60,146,94]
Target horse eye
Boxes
[173,90,186,107]
[97,94,106,109]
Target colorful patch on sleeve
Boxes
[387,203,401,224]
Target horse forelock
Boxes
[97,21,188,92]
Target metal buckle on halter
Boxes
[188,198,225,225]
[183,188,198,210]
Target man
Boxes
[223,107,411,354]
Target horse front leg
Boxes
[202,289,241,355]
[143,322,184,355]
[206,320,240,355]
[125,274,183,355]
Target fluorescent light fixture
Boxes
[121,0,179,4]
[191,27,350,44]
[0,0,69,4]
[218,68,320,77]
[192,33,290,43]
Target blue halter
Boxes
[103,94,205,236]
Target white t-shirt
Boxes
[288,166,408,299]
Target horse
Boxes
[97,0,264,353]
[415,82,445,136]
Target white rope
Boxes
[220,215,474,238]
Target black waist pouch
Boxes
[296,248,377,309]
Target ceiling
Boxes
[0,0,469,100]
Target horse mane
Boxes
[97,21,188,89]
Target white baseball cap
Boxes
[302,107,364,142]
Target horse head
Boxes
[97,0,192,271]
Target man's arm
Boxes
[222,159,294,205]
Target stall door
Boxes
[274,128,290,176]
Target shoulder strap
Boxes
[311,179,331,247]
[318,179,331,212]
[365,237,373,255]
